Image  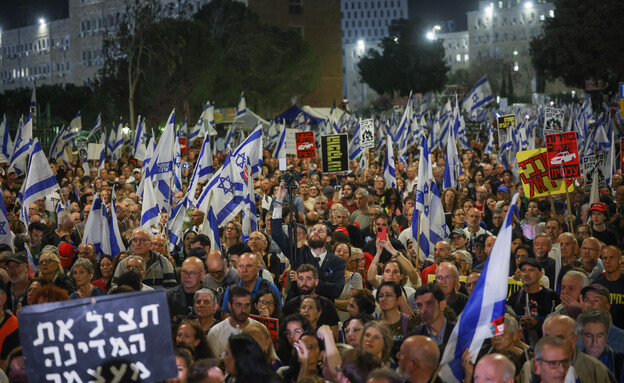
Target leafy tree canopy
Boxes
[530,0,624,91]
[357,18,450,97]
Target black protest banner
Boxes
[321,134,349,173]
[20,290,176,383]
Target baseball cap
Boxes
[58,243,76,269]
[133,168,141,174]
[474,234,489,248]
[496,185,510,193]
[518,258,542,271]
[5,254,27,265]
[581,284,610,300]
[333,227,349,235]
[450,229,467,238]
[589,202,608,213]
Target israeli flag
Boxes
[439,194,519,383]
[140,177,161,229]
[241,159,259,243]
[462,76,494,115]
[232,123,263,178]
[273,121,287,159]
[383,133,397,188]
[82,193,111,258]
[147,111,176,208]
[188,117,203,143]
[49,126,66,161]
[443,127,462,189]
[187,134,215,205]
[87,113,102,141]
[98,133,107,173]
[412,136,449,262]
[484,124,495,156]
[235,92,247,119]
[70,111,82,132]
[0,190,15,250]
[349,121,363,163]
[25,245,38,274]
[19,138,60,228]
[112,121,124,161]
[136,136,156,198]
[9,114,33,176]
[168,195,191,251]
[172,129,183,192]
[202,101,218,136]
[133,116,147,161]
[0,115,12,164]
[108,189,126,258]
[107,125,116,155]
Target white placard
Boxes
[544,107,565,135]
[285,128,298,155]
[87,143,104,160]
[360,118,375,149]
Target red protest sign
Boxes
[295,131,315,159]
[249,315,279,341]
[545,132,580,180]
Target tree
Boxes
[530,0,624,92]
[357,18,450,97]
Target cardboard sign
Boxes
[19,290,176,383]
[517,148,574,197]
[285,128,298,155]
[360,118,375,149]
[295,131,316,158]
[321,134,349,173]
[545,132,581,180]
[543,107,565,135]
[583,154,607,192]
[249,315,279,341]
[497,114,515,147]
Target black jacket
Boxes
[271,218,345,299]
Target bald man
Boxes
[474,354,515,383]
[202,250,240,305]
[166,257,206,322]
[397,335,441,383]
[519,315,615,383]
[579,237,603,282]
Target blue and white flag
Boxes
[49,126,67,162]
[188,133,214,205]
[383,133,397,188]
[9,114,33,175]
[19,139,59,228]
[0,190,15,250]
[412,136,449,262]
[172,129,183,192]
[70,111,82,133]
[133,115,147,161]
[205,206,222,251]
[168,195,191,251]
[112,121,124,161]
[462,76,494,115]
[107,125,116,155]
[232,123,263,178]
[235,92,247,119]
[87,113,102,141]
[202,101,218,137]
[25,245,37,274]
[439,194,519,383]
[146,111,176,209]
[443,127,462,189]
[108,189,126,258]
[196,154,245,227]
[189,117,203,143]
[0,115,13,164]
[140,177,161,229]
[241,160,259,243]
[484,124,495,156]
[136,136,156,198]
[82,156,90,177]
[273,121,287,159]
[82,194,111,258]
[223,125,235,152]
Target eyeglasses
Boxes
[493,216,503,220]
[181,270,200,277]
[126,265,141,271]
[537,358,570,369]
[350,258,365,263]
[248,237,264,242]
[436,275,455,282]
[377,293,396,300]
[208,269,223,277]
[131,237,149,244]
[581,247,599,252]
[225,226,238,231]
[39,259,57,265]
[283,329,303,337]
[258,300,275,306]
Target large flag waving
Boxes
[0,190,15,250]
[462,76,494,115]
[109,189,126,257]
[9,114,33,175]
[187,133,214,205]
[412,136,449,262]
[443,127,462,189]
[133,116,147,161]
[19,139,60,227]
[0,115,13,164]
[383,133,397,188]
[439,194,519,383]
[82,194,111,258]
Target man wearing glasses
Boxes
[434,262,468,316]
[579,237,603,282]
[112,227,176,288]
[520,315,615,383]
[167,257,206,322]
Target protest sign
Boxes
[543,107,565,135]
[249,315,279,341]
[285,128,297,155]
[497,115,515,147]
[545,132,581,180]
[464,121,482,137]
[582,154,607,192]
[88,143,104,160]
[295,131,315,159]
[321,134,349,173]
[360,118,375,149]
[19,290,176,383]
[516,148,574,197]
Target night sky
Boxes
[1,0,477,31]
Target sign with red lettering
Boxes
[516,148,574,197]
[249,315,279,341]
[545,132,581,180]
[295,131,315,159]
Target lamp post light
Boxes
[426,25,441,41]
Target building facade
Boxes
[341,0,408,111]
[437,31,469,73]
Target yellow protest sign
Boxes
[516,148,574,198]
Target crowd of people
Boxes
[0,134,623,383]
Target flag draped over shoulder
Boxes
[439,194,519,383]
[412,136,449,262]
[462,76,494,115]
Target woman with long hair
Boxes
[442,188,460,229]
[243,322,283,370]
[281,331,325,383]
[375,281,420,357]
[299,296,323,330]
[223,333,281,383]
[333,243,363,321]
[360,321,394,367]
[175,321,214,359]
[277,314,313,367]
[92,255,114,293]
[221,221,242,254]
[251,288,284,321]
[382,188,403,220]
[37,249,75,294]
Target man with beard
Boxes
[282,263,340,339]
[272,182,346,299]
[206,286,260,356]
[341,182,358,214]
[5,254,30,314]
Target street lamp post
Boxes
[426,25,441,41]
